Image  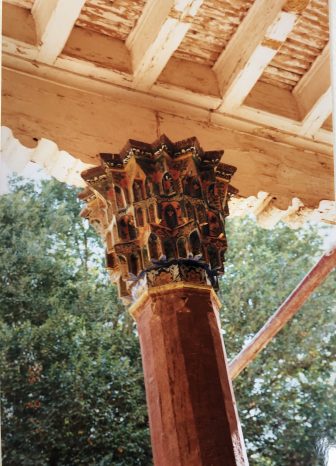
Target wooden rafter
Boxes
[293,44,331,136]
[229,246,336,380]
[213,0,308,112]
[126,0,204,90]
[32,0,85,64]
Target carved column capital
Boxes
[79,135,237,303]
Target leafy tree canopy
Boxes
[219,216,336,465]
[0,177,335,465]
[0,178,150,466]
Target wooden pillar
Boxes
[79,135,248,465]
[131,283,247,466]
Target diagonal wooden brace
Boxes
[229,246,336,380]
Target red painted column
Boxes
[79,135,248,465]
[131,284,248,466]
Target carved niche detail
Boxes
[79,135,237,301]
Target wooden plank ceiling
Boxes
[76,0,147,40]
[1,0,334,221]
[260,0,329,89]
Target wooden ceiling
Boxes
[173,0,255,66]
[260,0,329,89]
[1,0,334,222]
[76,0,147,40]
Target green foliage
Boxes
[219,219,336,466]
[1,178,335,465]
[0,178,151,465]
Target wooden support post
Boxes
[79,136,248,465]
[131,284,248,466]
[229,247,336,380]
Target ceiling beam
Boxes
[213,0,309,112]
[293,44,332,136]
[32,0,86,64]
[2,2,332,151]
[2,42,333,156]
[126,0,204,91]
[2,67,333,210]
[299,88,332,136]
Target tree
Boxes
[0,178,151,465]
[219,218,336,466]
[1,177,335,465]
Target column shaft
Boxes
[133,285,247,466]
